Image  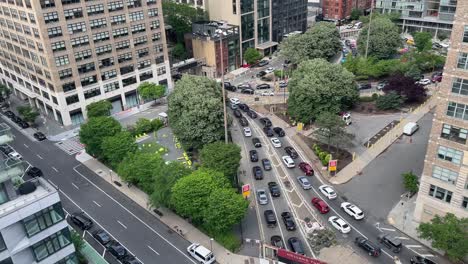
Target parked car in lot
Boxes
[355,236,381,257]
[224,82,237,91]
[311,197,329,214]
[263,126,274,137]
[264,210,277,227]
[247,110,257,118]
[410,256,437,264]
[260,117,272,127]
[230,98,240,105]
[239,117,249,126]
[265,67,275,74]
[273,127,285,137]
[257,189,268,205]
[256,83,271,90]
[287,237,304,255]
[298,162,314,176]
[257,60,269,67]
[377,233,402,253]
[284,146,298,159]
[107,241,128,260]
[8,151,22,160]
[70,212,93,230]
[252,166,263,180]
[93,229,112,246]
[357,83,372,90]
[271,137,281,148]
[262,158,271,170]
[268,182,280,197]
[252,138,261,148]
[27,167,43,178]
[319,185,337,199]
[431,72,442,83]
[243,127,252,137]
[19,121,29,128]
[0,144,13,155]
[33,132,47,141]
[271,236,285,249]
[377,81,387,90]
[3,111,14,118]
[281,212,296,231]
[238,103,249,112]
[328,216,351,234]
[187,243,215,264]
[282,156,295,168]
[241,88,255,94]
[233,109,242,118]
[341,202,365,220]
[297,176,312,190]
[260,91,274,96]
[279,81,288,88]
[256,71,267,77]
[249,150,258,162]
[417,78,431,85]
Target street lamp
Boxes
[216,29,229,144]
[109,169,113,182]
[210,238,214,252]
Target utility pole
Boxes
[364,0,374,59]
[217,29,229,143]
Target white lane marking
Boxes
[117,220,127,229]
[380,227,396,232]
[36,154,43,159]
[93,201,102,207]
[72,164,197,264]
[395,236,409,240]
[52,166,59,172]
[406,245,422,248]
[71,183,79,190]
[23,143,29,148]
[147,245,160,255]
[421,254,434,258]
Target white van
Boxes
[187,243,215,264]
[403,122,419,136]
[353,22,363,29]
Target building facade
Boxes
[271,0,308,43]
[377,0,457,37]
[321,0,372,21]
[0,0,171,127]
[172,0,206,9]
[413,2,468,222]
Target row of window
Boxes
[428,184,468,211]
[23,202,65,237]
[0,6,36,24]
[60,33,159,52]
[31,228,72,262]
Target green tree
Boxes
[101,131,137,168]
[280,22,341,64]
[79,117,121,158]
[150,162,191,207]
[86,100,112,118]
[168,75,224,149]
[404,64,422,80]
[134,118,154,135]
[172,43,188,60]
[17,106,39,123]
[203,188,248,234]
[401,171,418,194]
[138,82,165,101]
[376,91,405,110]
[243,48,262,65]
[350,9,363,21]
[162,1,208,42]
[0,84,11,101]
[200,142,241,186]
[413,32,433,52]
[358,17,401,59]
[70,231,87,264]
[117,152,165,192]
[313,112,354,153]
[287,59,358,123]
[417,214,468,262]
[171,169,229,223]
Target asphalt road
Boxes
[4,120,196,264]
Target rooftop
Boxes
[192,21,239,39]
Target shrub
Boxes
[213,231,242,252]
[359,96,375,102]
[376,91,404,110]
[371,93,379,100]
[151,118,164,131]
[402,171,419,194]
[135,118,153,135]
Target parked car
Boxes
[319,185,337,199]
[252,166,263,180]
[187,243,215,264]
[273,127,285,137]
[268,182,280,197]
[0,144,13,155]
[249,150,258,162]
[247,110,257,118]
[243,127,252,137]
[256,189,268,205]
[256,83,271,90]
[241,88,255,94]
[262,158,272,171]
[122,257,142,264]
[252,137,261,148]
[265,67,275,74]
[12,116,22,124]
[256,71,267,77]
[287,237,304,255]
[19,121,29,128]
[107,241,128,260]
[271,236,285,249]
[328,216,351,234]
[229,98,240,105]
[260,91,274,96]
[417,78,431,86]
[297,176,312,190]
[263,126,274,137]
[284,146,298,159]
[264,210,277,227]
[281,212,296,231]
[93,229,112,246]
[377,233,402,253]
[431,74,442,83]
[8,151,22,160]
[257,60,269,67]
[299,162,314,176]
[3,111,14,118]
[271,137,281,148]
[70,212,93,230]
[238,103,249,112]
[355,236,381,257]
[239,117,249,127]
[279,81,288,88]
[410,256,437,264]
[238,84,251,90]
[224,82,236,91]
[341,202,365,220]
[27,167,43,178]
[33,132,47,141]
[282,156,295,168]
[357,83,372,90]
[233,109,242,118]
[311,197,330,214]
[260,117,272,127]
[377,81,387,90]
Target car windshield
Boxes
[342,224,349,228]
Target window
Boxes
[86,4,104,15]
[0,233,6,253]
[428,185,453,203]
[108,1,124,11]
[150,20,160,30]
[154,44,164,53]
[118,52,132,63]
[62,0,80,4]
[451,78,468,96]
[157,66,166,76]
[44,12,59,23]
[122,75,136,86]
[28,13,35,23]
[56,253,78,264]
[457,53,468,70]
[33,28,40,38]
[446,101,468,120]
[463,197,468,209]
[126,0,141,8]
[104,81,120,92]
[67,22,86,34]
[64,7,83,19]
[155,55,163,64]
[441,123,467,144]
[55,55,69,66]
[90,18,107,29]
[62,81,76,92]
[437,145,463,164]
[96,44,112,56]
[131,24,145,34]
[31,228,72,262]
[71,35,89,47]
[432,166,458,184]
[58,68,72,79]
[66,94,79,104]
[93,31,110,42]
[134,36,147,46]
[463,26,468,43]
[111,14,126,25]
[51,41,66,52]
[148,8,158,17]
[74,49,92,61]
[115,40,130,50]
[113,27,128,38]
[129,11,144,21]
[23,203,65,237]
[102,69,116,80]
[120,64,134,74]
[152,32,161,42]
[140,71,153,81]
[137,48,148,58]
[81,75,97,86]
[147,0,156,5]
[47,26,62,38]
[84,87,100,98]
[40,0,55,8]
[77,62,95,73]
[19,11,28,21]
[99,57,114,68]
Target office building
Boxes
[172,0,207,9]
[272,0,308,43]
[377,0,457,37]
[322,0,372,21]
[0,0,171,127]
[413,2,468,222]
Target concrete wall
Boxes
[206,0,241,26]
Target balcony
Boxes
[0,123,13,145]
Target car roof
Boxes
[334,217,347,226]
[347,204,362,213]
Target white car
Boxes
[417,79,431,86]
[264,67,275,74]
[261,91,274,96]
[256,189,269,205]
[319,185,337,199]
[282,156,295,168]
[328,216,351,234]
[8,152,22,161]
[271,137,281,148]
[187,243,215,264]
[279,81,288,88]
[297,176,312,190]
[243,127,252,137]
[340,202,365,220]
[229,98,240,105]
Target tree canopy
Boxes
[244,48,262,65]
[168,75,224,149]
[287,59,358,123]
[162,1,207,42]
[383,74,426,103]
[79,117,122,158]
[86,100,112,118]
[0,84,11,101]
[138,82,165,101]
[313,112,354,152]
[101,131,137,168]
[279,22,341,65]
[417,213,468,262]
[150,162,191,207]
[17,106,39,123]
[358,17,401,59]
[413,32,433,52]
[350,9,363,21]
[117,152,166,193]
[200,142,241,186]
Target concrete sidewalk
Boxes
[75,151,261,264]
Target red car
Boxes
[311,197,329,214]
[299,162,314,176]
[431,75,442,83]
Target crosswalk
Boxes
[55,136,84,155]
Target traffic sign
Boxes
[328,160,337,172]
[242,184,250,198]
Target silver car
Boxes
[256,189,269,205]
[297,176,312,190]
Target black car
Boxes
[93,229,112,246]
[107,241,128,260]
[3,111,14,118]
[284,146,298,159]
[264,210,277,227]
[257,60,269,67]
[288,237,304,255]
[252,138,261,148]
[233,109,242,118]
[247,110,257,119]
[0,144,13,155]
[33,132,47,141]
[410,256,436,264]
[256,71,267,78]
[268,182,280,197]
[273,127,285,137]
[252,166,263,180]
[249,150,258,162]
[355,236,381,257]
[241,88,255,94]
[19,121,29,129]
[260,117,272,127]
[238,83,251,90]
[239,117,249,127]
[224,82,237,92]
[377,233,402,253]
[271,236,285,249]
[70,212,93,230]
[12,116,22,124]
[122,257,142,264]
[256,83,271,90]
[281,212,296,231]
[357,83,372,90]
[27,167,43,178]
[262,158,271,171]
[263,126,274,137]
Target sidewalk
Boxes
[75,151,261,264]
